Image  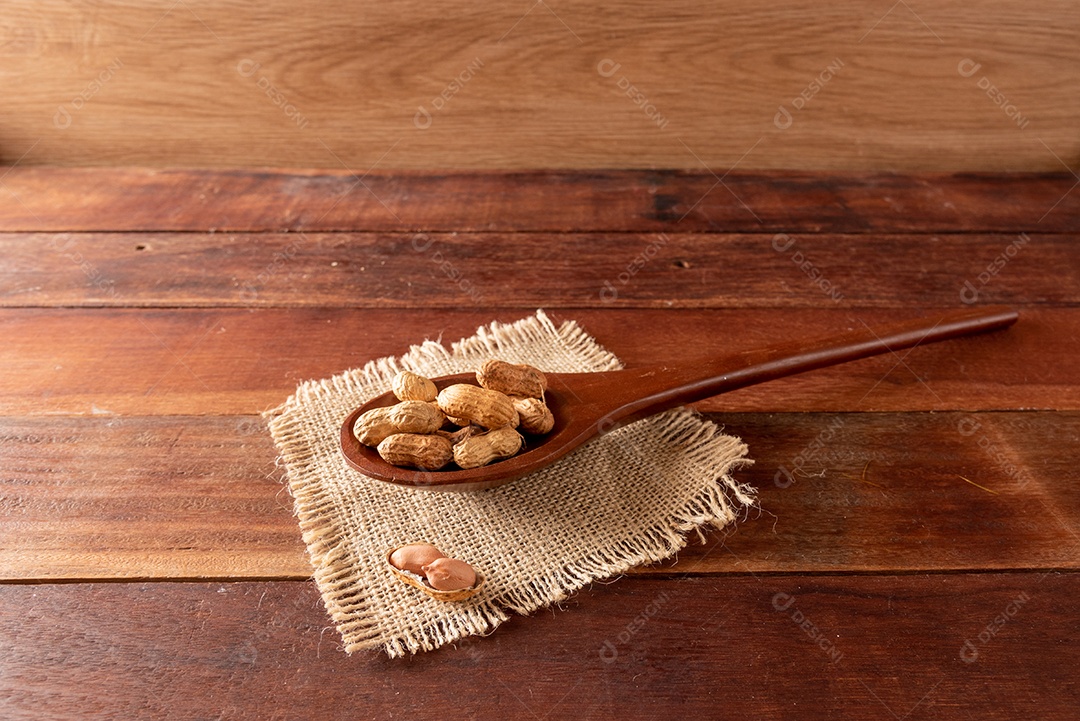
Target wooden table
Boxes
[1,169,1077,719]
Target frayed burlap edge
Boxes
[265,310,754,657]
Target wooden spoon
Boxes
[341,306,1018,492]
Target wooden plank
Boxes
[709,411,1080,575]
[0,307,1072,416]
[0,575,1075,719]
[1,169,1077,232]
[0,415,306,581]
[1,412,1075,581]
[2,1,1078,172]
[2,231,1076,308]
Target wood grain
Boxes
[2,2,1078,170]
[1,169,1078,232]
[1,412,1075,581]
[0,307,1070,416]
[0,415,305,581]
[0,575,1075,719]
[0,163,1075,717]
[1,231,1075,308]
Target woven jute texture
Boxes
[266,311,754,657]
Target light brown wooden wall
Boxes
[1,1,1077,170]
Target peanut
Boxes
[453,426,524,469]
[422,557,477,591]
[437,383,517,430]
[436,424,480,446]
[392,370,438,402]
[476,359,547,399]
[390,543,444,574]
[387,543,482,599]
[376,433,454,470]
[353,407,397,446]
[364,362,555,472]
[354,400,445,446]
[445,413,472,427]
[390,399,445,430]
[512,396,555,434]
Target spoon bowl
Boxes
[341,306,1019,492]
[341,372,586,491]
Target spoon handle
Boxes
[583,306,1019,428]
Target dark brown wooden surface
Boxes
[0,169,1075,719]
[1,575,1076,720]
[2,232,1078,308]
[1,411,1076,581]
[1,169,1078,233]
[0,307,1074,415]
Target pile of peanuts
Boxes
[354,359,554,471]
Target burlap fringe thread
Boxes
[265,310,754,657]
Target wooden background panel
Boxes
[1,232,1074,309]
[1,1,1077,170]
[1,575,1076,719]
[2,170,1078,233]
[0,308,1070,416]
[2,412,1074,580]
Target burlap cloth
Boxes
[266,310,754,656]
